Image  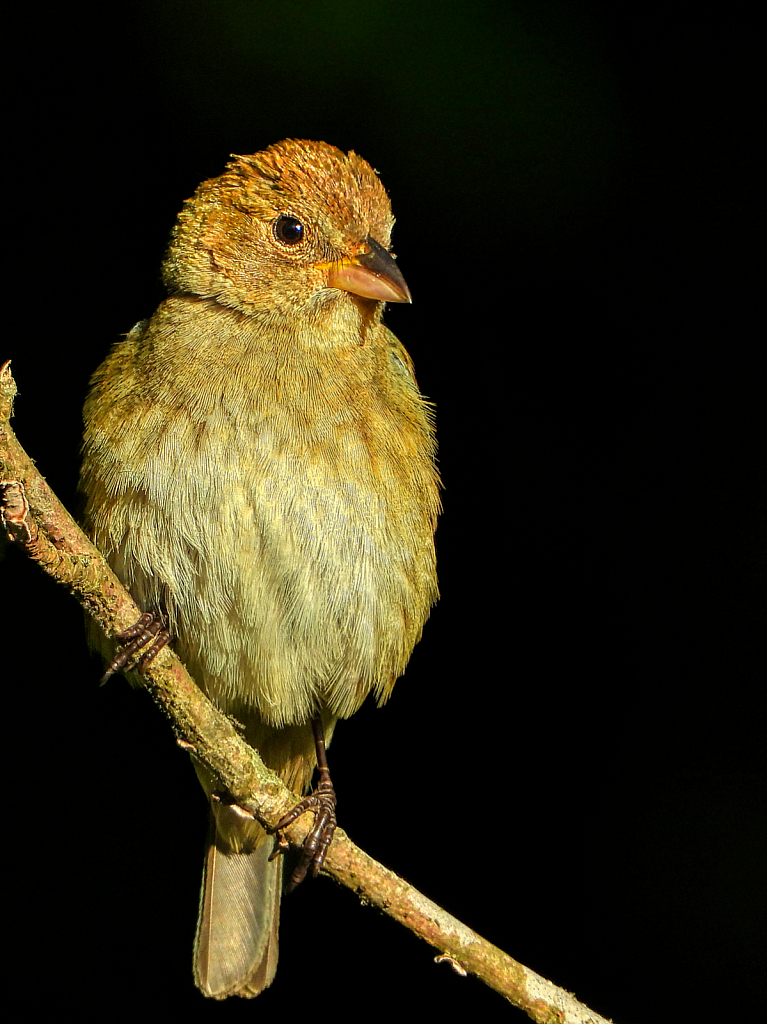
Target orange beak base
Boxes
[325,236,411,303]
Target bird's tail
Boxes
[192,767,281,999]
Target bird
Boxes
[80,139,440,999]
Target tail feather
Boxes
[190,715,335,998]
[194,810,282,999]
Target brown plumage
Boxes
[80,139,440,998]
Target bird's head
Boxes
[162,139,411,325]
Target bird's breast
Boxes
[97,384,437,729]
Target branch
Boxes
[0,360,613,1024]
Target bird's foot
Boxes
[99,610,171,685]
[268,776,337,890]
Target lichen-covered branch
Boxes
[0,361,613,1023]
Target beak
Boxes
[324,236,412,303]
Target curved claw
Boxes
[269,779,337,890]
[99,610,171,685]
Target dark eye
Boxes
[273,215,305,245]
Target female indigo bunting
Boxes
[80,140,440,998]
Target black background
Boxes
[3,3,763,1021]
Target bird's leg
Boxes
[99,610,171,685]
[268,715,338,890]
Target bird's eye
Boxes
[273,215,305,245]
